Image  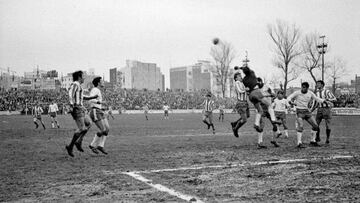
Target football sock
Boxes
[203,120,210,126]
[90,133,100,147]
[235,119,245,130]
[99,136,107,148]
[311,130,317,142]
[258,132,263,144]
[34,122,39,128]
[255,113,261,126]
[69,132,81,149]
[326,129,331,140]
[268,108,276,121]
[297,132,302,145]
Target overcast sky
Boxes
[1,0,359,88]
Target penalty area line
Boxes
[137,155,354,174]
[123,171,204,203]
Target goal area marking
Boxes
[105,155,354,203]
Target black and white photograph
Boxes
[1,0,360,202]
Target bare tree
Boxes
[327,57,347,94]
[298,32,322,84]
[210,40,236,98]
[268,20,302,95]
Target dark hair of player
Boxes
[301,82,310,88]
[92,77,102,87]
[234,72,241,80]
[72,71,83,81]
[316,80,325,86]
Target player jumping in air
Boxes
[48,100,60,128]
[65,71,98,157]
[202,92,215,134]
[231,72,250,138]
[33,102,46,130]
[88,77,110,155]
[315,80,336,144]
[272,91,290,138]
[287,82,325,148]
[235,65,281,131]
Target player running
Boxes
[32,102,46,130]
[315,80,336,144]
[287,82,325,148]
[231,72,250,138]
[202,92,215,134]
[65,71,98,157]
[88,77,110,155]
[48,100,60,128]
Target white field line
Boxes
[136,155,355,174]
[106,155,354,203]
[123,171,204,203]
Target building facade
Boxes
[120,60,164,91]
[170,60,231,97]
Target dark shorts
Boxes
[164,110,169,116]
[71,106,86,120]
[248,89,264,104]
[235,101,250,118]
[33,115,42,121]
[89,108,105,122]
[316,107,332,120]
[219,110,224,115]
[275,111,286,120]
[296,109,312,120]
[49,112,56,118]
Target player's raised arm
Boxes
[310,91,325,104]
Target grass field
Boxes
[1,113,359,202]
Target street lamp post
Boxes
[242,51,250,67]
[317,35,328,81]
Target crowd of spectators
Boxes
[1,88,359,113]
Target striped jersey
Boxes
[316,89,336,108]
[33,106,43,116]
[68,81,83,106]
[235,81,248,101]
[202,99,214,112]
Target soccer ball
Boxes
[212,38,220,45]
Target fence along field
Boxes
[0,113,359,202]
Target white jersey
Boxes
[287,90,324,110]
[48,103,59,113]
[89,87,102,109]
[272,98,289,112]
[163,105,169,111]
